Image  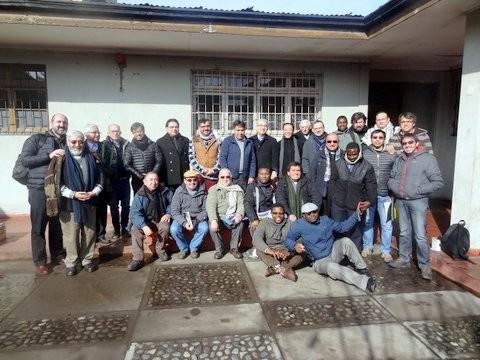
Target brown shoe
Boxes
[190,252,199,259]
[177,251,188,259]
[229,249,243,259]
[265,266,280,277]
[280,267,297,282]
[148,244,156,256]
[35,265,49,275]
[214,251,224,260]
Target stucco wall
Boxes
[0,51,368,214]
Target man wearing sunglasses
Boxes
[285,202,375,292]
[170,170,208,259]
[388,133,443,280]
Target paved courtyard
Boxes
[1,250,480,360]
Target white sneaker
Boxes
[361,248,373,258]
[381,253,393,263]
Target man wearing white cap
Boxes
[285,202,376,292]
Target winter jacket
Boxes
[301,133,327,176]
[362,146,397,196]
[206,184,245,221]
[285,212,358,262]
[219,135,256,180]
[249,134,279,173]
[275,176,322,216]
[244,181,276,222]
[130,184,173,230]
[171,183,208,226]
[253,217,292,253]
[105,136,130,179]
[388,149,443,200]
[123,137,162,180]
[156,133,190,187]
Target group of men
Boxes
[20,110,443,291]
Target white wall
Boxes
[0,51,369,214]
[451,8,480,250]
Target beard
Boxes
[69,146,84,156]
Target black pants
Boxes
[28,188,64,266]
[330,202,363,251]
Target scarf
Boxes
[198,129,216,147]
[287,178,302,219]
[139,185,166,223]
[310,133,327,153]
[279,137,300,176]
[324,148,342,182]
[217,182,243,215]
[63,148,97,224]
[132,136,150,151]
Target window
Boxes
[192,70,322,137]
[0,64,48,134]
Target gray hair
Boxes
[84,123,99,134]
[67,130,85,140]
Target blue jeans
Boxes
[170,220,208,252]
[362,195,393,254]
[109,178,131,232]
[396,197,430,268]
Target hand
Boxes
[160,214,171,223]
[74,191,89,201]
[288,214,297,222]
[250,220,260,231]
[142,225,154,236]
[49,149,65,159]
[247,177,255,185]
[270,171,278,181]
[386,144,395,155]
[233,214,243,224]
[184,222,194,231]
[275,249,291,260]
[294,243,305,254]
[210,220,219,232]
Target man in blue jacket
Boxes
[285,203,375,292]
[219,119,256,190]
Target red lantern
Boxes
[115,53,126,66]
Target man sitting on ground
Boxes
[253,204,304,282]
[285,203,376,293]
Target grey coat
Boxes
[171,183,208,226]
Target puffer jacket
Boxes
[362,146,397,196]
[123,137,162,180]
[171,183,208,225]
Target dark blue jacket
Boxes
[130,185,173,230]
[219,135,256,180]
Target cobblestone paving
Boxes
[365,256,460,294]
[0,314,130,350]
[407,316,480,359]
[126,333,282,360]
[0,274,35,321]
[147,263,255,308]
[265,296,393,329]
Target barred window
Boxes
[0,64,48,135]
[192,70,322,137]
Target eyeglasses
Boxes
[402,140,415,145]
[219,176,231,179]
[371,136,384,140]
[185,178,198,182]
[70,140,84,145]
[326,140,338,144]
[400,120,414,124]
[303,210,318,215]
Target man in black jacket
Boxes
[20,113,68,275]
[250,119,279,181]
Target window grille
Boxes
[192,70,322,137]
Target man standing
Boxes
[275,162,322,222]
[58,130,104,276]
[21,113,67,275]
[127,172,173,271]
[250,119,279,180]
[219,120,256,190]
[388,134,443,280]
[301,120,327,177]
[330,142,377,250]
[124,122,162,194]
[285,203,375,292]
[84,123,116,244]
[206,168,245,259]
[253,204,304,282]
[362,111,399,147]
[335,115,361,151]
[349,112,368,139]
[294,119,312,151]
[157,118,190,191]
[278,122,301,178]
[308,133,343,216]
[362,130,397,262]
[189,118,221,189]
[388,112,434,155]
[170,170,209,259]
[105,124,131,240]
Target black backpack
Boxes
[440,220,470,260]
[12,134,47,185]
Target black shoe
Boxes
[214,251,224,260]
[356,267,372,277]
[83,263,97,273]
[366,277,376,293]
[127,260,144,271]
[66,267,77,276]
[112,230,121,241]
[98,235,112,245]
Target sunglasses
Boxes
[303,210,318,215]
[402,140,415,145]
[220,176,231,179]
[326,140,338,144]
[185,178,198,182]
[372,136,384,140]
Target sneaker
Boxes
[112,230,121,241]
[361,248,373,258]
[229,249,243,259]
[366,277,376,293]
[265,266,279,277]
[156,250,169,262]
[381,253,393,263]
[280,267,297,282]
[66,266,77,276]
[35,265,49,275]
[98,235,112,245]
[190,252,199,259]
[421,267,433,281]
[176,251,188,259]
[127,260,144,271]
[214,251,224,260]
[389,259,410,269]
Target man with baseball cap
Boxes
[170,169,209,259]
[285,202,375,292]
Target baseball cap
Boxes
[301,203,319,213]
